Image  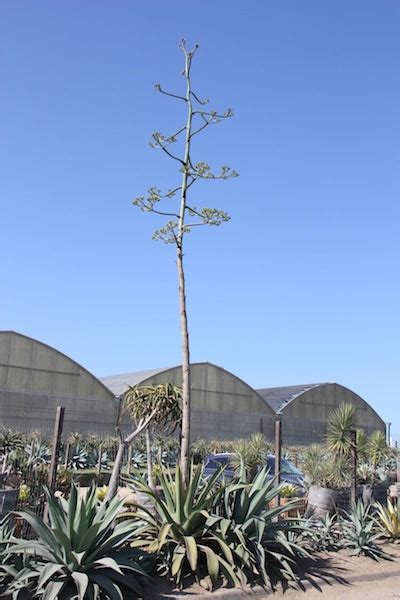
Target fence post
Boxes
[127,444,133,476]
[63,443,70,470]
[350,429,357,505]
[275,415,282,506]
[96,444,103,482]
[48,407,65,494]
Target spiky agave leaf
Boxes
[127,464,239,588]
[4,483,151,599]
[342,501,389,560]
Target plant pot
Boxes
[304,485,339,519]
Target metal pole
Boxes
[350,429,357,505]
[386,422,392,446]
[275,415,282,506]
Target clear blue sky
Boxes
[1,2,399,439]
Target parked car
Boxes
[203,452,305,495]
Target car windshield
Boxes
[265,456,302,476]
[204,455,231,469]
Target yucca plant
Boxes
[129,465,239,588]
[367,431,389,470]
[230,433,271,482]
[213,467,308,589]
[4,483,151,599]
[374,501,400,543]
[342,501,388,560]
[326,403,356,457]
[300,444,328,486]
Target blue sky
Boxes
[1,2,399,439]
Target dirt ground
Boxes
[274,544,400,600]
[146,543,400,599]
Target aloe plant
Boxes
[4,483,151,599]
[129,465,239,587]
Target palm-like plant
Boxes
[230,433,271,482]
[300,444,327,486]
[4,484,151,599]
[326,403,356,456]
[374,501,400,542]
[355,429,368,461]
[129,465,239,587]
[367,431,389,470]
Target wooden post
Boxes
[63,443,70,470]
[275,415,282,506]
[350,429,357,505]
[127,444,133,476]
[96,444,103,481]
[44,407,65,521]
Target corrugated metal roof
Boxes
[257,383,328,413]
[100,367,173,396]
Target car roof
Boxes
[206,452,234,458]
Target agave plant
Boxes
[87,448,109,470]
[0,428,24,473]
[68,446,88,470]
[303,513,342,552]
[25,441,51,469]
[374,501,400,542]
[212,467,308,589]
[4,483,151,599]
[342,501,388,560]
[129,465,239,588]
[130,449,146,470]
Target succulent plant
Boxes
[4,484,151,599]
